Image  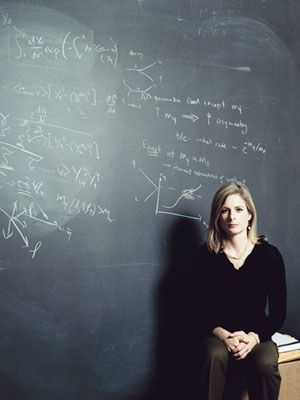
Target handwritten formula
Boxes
[0,4,289,263]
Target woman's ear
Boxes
[247,216,253,230]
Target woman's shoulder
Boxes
[193,241,217,261]
[195,241,211,254]
[191,242,219,279]
[255,236,284,261]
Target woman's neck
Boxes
[223,234,254,266]
[224,233,249,253]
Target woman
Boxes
[196,182,287,400]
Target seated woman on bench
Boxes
[195,182,287,400]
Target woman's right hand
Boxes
[223,335,242,352]
[212,327,243,352]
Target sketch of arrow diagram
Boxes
[182,113,199,122]
[0,201,29,247]
[138,168,159,202]
[2,225,13,239]
[123,60,162,98]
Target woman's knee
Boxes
[202,337,229,366]
[249,342,279,378]
[252,357,279,379]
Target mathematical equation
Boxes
[8,26,118,69]
[0,103,115,259]
[0,5,282,262]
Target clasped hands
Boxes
[224,331,260,360]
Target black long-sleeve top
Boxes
[194,240,287,342]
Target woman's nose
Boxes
[228,211,236,220]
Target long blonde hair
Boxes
[207,182,259,253]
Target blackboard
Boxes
[0,1,299,399]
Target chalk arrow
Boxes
[182,113,199,123]
[2,227,13,240]
[0,205,29,247]
[22,236,29,248]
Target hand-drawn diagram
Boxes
[133,164,208,226]
[123,60,163,99]
[0,4,282,265]
[0,200,71,259]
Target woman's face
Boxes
[219,193,252,238]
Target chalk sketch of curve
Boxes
[162,184,202,209]
[135,166,206,224]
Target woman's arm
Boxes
[258,246,287,341]
[212,326,242,352]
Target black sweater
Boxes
[193,240,287,342]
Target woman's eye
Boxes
[236,208,243,212]
[220,209,228,214]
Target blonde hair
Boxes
[207,182,259,253]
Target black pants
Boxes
[196,337,281,400]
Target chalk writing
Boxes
[0,113,10,137]
[0,144,14,176]
[12,82,102,117]
[129,49,144,59]
[56,194,115,222]
[17,119,100,160]
[9,26,118,69]
[0,11,12,27]
[176,131,191,142]
[242,141,266,155]
[29,240,41,259]
[142,140,162,157]
[56,163,101,189]
[165,112,177,125]
[0,140,43,171]
[16,177,45,197]
[153,95,181,104]
[203,99,226,110]
[214,116,248,135]
[0,4,280,266]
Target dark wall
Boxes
[0,0,299,398]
